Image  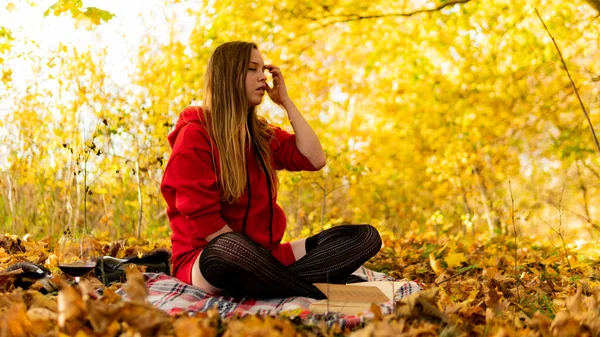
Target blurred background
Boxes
[0,0,599,244]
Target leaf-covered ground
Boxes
[0,232,599,337]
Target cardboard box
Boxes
[309,281,406,315]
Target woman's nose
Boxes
[258,71,266,82]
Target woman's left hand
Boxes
[265,64,290,106]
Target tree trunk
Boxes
[576,160,591,221]
[320,186,327,229]
[455,170,474,236]
[473,165,499,235]
[74,173,81,232]
[5,172,15,234]
[294,186,302,238]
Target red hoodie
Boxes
[161,106,319,284]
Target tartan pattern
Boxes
[117,266,422,329]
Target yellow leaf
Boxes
[6,2,16,12]
[370,302,383,321]
[567,256,585,270]
[463,288,479,305]
[2,69,12,82]
[74,330,89,337]
[429,253,443,275]
[445,252,467,269]
[74,16,94,30]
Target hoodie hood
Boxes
[168,106,205,149]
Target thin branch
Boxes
[310,181,325,192]
[557,183,572,272]
[540,183,572,272]
[544,196,600,233]
[534,8,600,157]
[434,265,478,286]
[540,215,573,272]
[302,0,474,36]
[582,160,600,180]
[544,198,590,223]
[575,160,591,221]
[331,0,472,20]
[509,181,520,303]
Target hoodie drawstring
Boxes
[255,148,274,246]
[242,142,275,245]
[242,142,274,246]
[241,153,252,234]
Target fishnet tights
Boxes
[199,224,382,299]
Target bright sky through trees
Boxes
[1,1,166,91]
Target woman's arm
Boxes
[266,65,326,169]
[281,99,326,169]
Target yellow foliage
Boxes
[445,252,467,269]
[1,0,598,241]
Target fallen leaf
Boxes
[445,252,467,269]
[482,267,499,280]
[550,310,580,337]
[86,298,123,334]
[57,280,86,331]
[24,290,58,312]
[0,302,31,336]
[27,306,57,321]
[484,280,501,317]
[223,315,300,337]
[27,307,59,334]
[529,312,552,337]
[349,320,407,337]
[395,287,450,323]
[174,316,217,337]
[123,265,147,303]
[119,302,173,336]
[370,302,383,321]
[430,253,443,276]
[493,327,516,337]
[0,268,21,292]
[565,286,585,320]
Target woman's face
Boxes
[245,48,267,107]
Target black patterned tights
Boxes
[199,224,382,299]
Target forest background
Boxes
[1,0,599,247]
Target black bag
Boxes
[94,249,171,285]
[4,262,57,294]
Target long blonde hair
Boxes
[202,41,277,203]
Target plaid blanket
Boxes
[118,267,423,329]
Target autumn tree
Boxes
[0,0,598,242]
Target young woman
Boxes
[161,41,382,299]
